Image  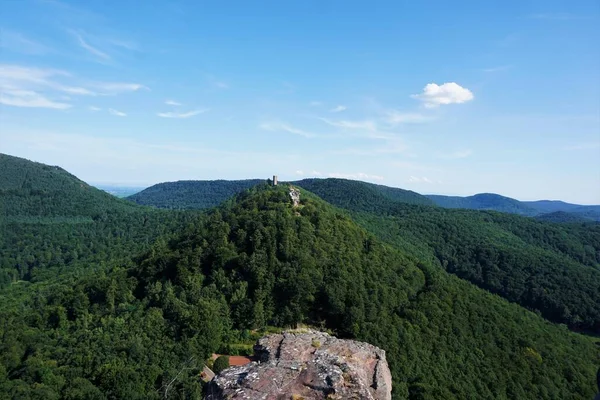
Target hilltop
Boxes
[127,179,264,209]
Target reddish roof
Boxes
[211,354,253,366]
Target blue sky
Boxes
[1,0,599,203]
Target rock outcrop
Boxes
[289,186,301,207]
[204,330,392,400]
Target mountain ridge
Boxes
[124,176,600,221]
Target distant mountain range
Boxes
[125,178,600,222]
[426,193,600,222]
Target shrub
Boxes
[213,356,230,374]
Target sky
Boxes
[0,0,599,204]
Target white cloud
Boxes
[259,122,315,138]
[328,172,384,182]
[165,99,182,106]
[412,82,474,108]
[0,89,71,109]
[0,64,146,113]
[330,105,347,113]
[309,101,322,107]
[108,108,126,117]
[214,81,229,89]
[91,82,148,94]
[408,176,433,184]
[311,170,322,176]
[72,31,110,60]
[385,111,430,125]
[88,106,101,111]
[319,117,377,131]
[157,109,209,118]
[295,170,304,175]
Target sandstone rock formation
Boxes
[204,330,392,400]
[289,186,301,207]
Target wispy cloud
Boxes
[88,106,101,111]
[157,109,209,118]
[309,101,322,107]
[0,65,74,109]
[328,172,384,182]
[330,105,347,113]
[259,122,315,138]
[71,31,110,60]
[0,89,71,109]
[319,117,377,131]
[165,99,182,106]
[0,64,147,111]
[108,108,126,117]
[408,176,434,184]
[482,65,513,73]
[91,82,148,94]
[412,82,474,108]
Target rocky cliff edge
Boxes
[204,330,392,400]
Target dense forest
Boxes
[293,180,600,332]
[1,154,599,399]
[127,180,264,209]
[0,154,204,287]
[1,184,599,398]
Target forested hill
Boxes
[0,153,138,219]
[309,187,600,332]
[426,193,539,216]
[427,192,600,221]
[0,154,203,286]
[1,183,598,398]
[127,179,264,209]
[293,178,435,210]
[126,177,435,211]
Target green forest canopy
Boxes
[1,154,599,399]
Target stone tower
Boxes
[273,175,278,186]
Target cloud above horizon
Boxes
[412,82,474,108]
[259,122,315,138]
[0,64,147,110]
[330,105,347,113]
[157,109,209,118]
[108,108,127,117]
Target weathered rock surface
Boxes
[204,330,392,400]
